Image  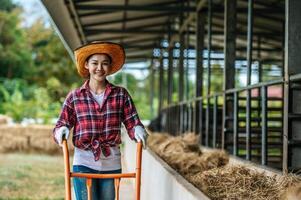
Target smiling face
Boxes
[84,53,112,82]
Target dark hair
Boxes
[86,53,112,63]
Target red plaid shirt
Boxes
[53,80,144,161]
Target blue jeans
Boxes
[73,165,122,200]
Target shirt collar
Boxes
[79,79,115,93]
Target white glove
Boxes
[55,126,70,146]
[134,126,148,149]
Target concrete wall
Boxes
[122,133,210,200]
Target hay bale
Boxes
[0,115,11,125]
[0,124,73,155]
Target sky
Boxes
[12,0,150,80]
[13,0,50,27]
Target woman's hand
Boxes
[134,126,148,149]
[55,126,70,146]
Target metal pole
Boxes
[205,97,210,146]
[205,0,212,147]
[233,92,238,156]
[195,9,205,138]
[158,53,164,114]
[150,58,154,118]
[213,95,218,148]
[246,0,253,161]
[179,12,184,102]
[185,0,190,101]
[283,0,301,173]
[207,0,212,97]
[167,23,174,134]
[185,24,190,100]
[167,23,174,105]
[222,0,237,150]
[261,86,267,165]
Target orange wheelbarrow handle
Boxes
[62,139,143,200]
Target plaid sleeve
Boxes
[121,89,144,140]
[53,91,76,143]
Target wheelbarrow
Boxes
[62,139,143,200]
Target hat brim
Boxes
[74,42,125,78]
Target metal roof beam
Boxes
[87,35,161,43]
[83,12,174,27]
[77,0,181,17]
[75,4,196,12]
[85,27,283,38]
[124,22,167,30]
[85,29,181,35]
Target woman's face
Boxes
[85,53,111,82]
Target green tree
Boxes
[0,0,16,12]
[24,18,79,100]
[0,8,32,78]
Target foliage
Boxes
[0,8,32,79]
[0,0,16,12]
[0,78,61,123]
[0,0,154,122]
[111,72,153,119]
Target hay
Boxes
[190,165,300,200]
[282,182,301,200]
[0,115,11,125]
[0,124,72,155]
[147,132,170,148]
[198,150,229,170]
[148,132,301,200]
[151,132,202,155]
[148,133,229,177]
[172,152,206,175]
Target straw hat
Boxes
[74,41,125,78]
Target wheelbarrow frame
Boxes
[62,139,143,200]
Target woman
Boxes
[53,41,148,200]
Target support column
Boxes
[167,23,174,134]
[205,0,212,146]
[195,9,205,141]
[185,25,190,101]
[283,0,301,173]
[167,24,174,105]
[179,17,184,102]
[158,51,164,114]
[222,0,236,150]
[246,0,253,161]
[178,11,185,134]
[150,58,155,119]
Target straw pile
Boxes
[283,182,301,200]
[148,133,229,177]
[147,132,301,200]
[0,124,72,154]
[190,165,300,200]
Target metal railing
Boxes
[159,78,285,170]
